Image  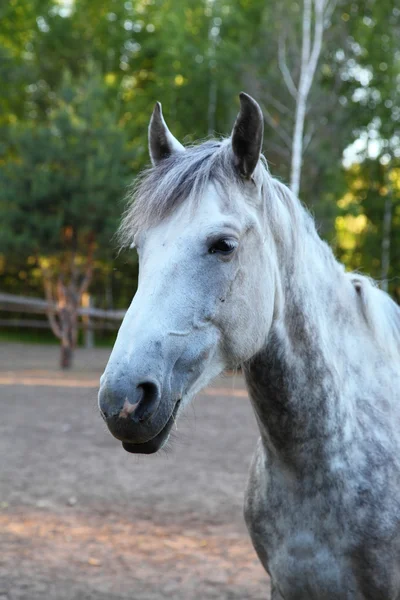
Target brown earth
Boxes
[0,342,270,599]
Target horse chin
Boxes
[121,399,181,455]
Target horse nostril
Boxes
[99,378,161,424]
[132,381,160,424]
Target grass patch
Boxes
[0,328,56,345]
[0,328,116,347]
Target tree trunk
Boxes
[290,89,308,197]
[284,0,329,197]
[82,294,95,349]
[41,240,95,369]
[291,0,327,196]
[60,342,73,369]
[58,305,75,369]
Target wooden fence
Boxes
[0,292,126,345]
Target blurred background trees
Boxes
[0,0,399,356]
[0,68,132,365]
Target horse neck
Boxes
[243,202,363,471]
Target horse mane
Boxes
[349,273,400,358]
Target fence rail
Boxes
[0,318,119,331]
[0,293,126,320]
[0,293,126,343]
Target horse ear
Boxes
[231,92,264,179]
[148,102,185,166]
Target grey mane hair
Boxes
[349,273,400,359]
[256,157,306,263]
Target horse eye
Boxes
[209,238,237,255]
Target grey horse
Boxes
[99,93,400,599]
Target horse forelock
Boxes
[118,138,244,246]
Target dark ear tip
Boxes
[153,101,162,116]
[239,91,252,102]
[239,92,262,117]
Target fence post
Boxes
[82,293,95,349]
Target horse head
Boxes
[98,93,278,453]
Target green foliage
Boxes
[332,1,400,293]
[336,162,400,297]
[0,0,52,122]
[0,0,399,320]
[0,69,132,257]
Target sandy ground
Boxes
[0,343,270,599]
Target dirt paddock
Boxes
[0,343,270,599]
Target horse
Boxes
[98,93,400,599]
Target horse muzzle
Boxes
[98,375,181,454]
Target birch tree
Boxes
[264,0,336,197]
